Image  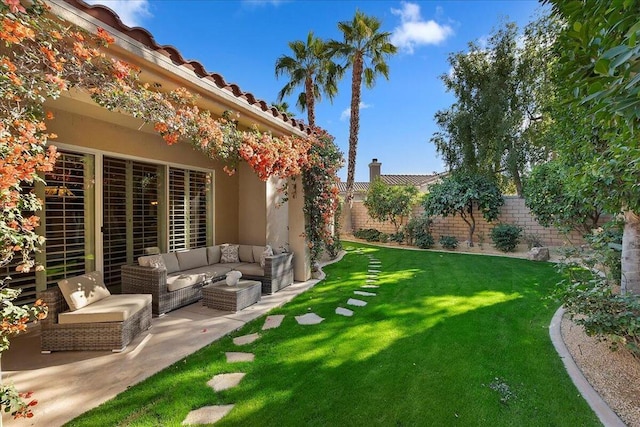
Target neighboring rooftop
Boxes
[338,158,444,193]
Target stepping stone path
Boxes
[184,308,288,424]
[335,307,354,317]
[233,333,260,346]
[347,298,367,307]
[361,285,379,289]
[295,313,325,325]
[208,373,246,392]
[182,405,235,425]
[368,269,381,273]
[262,314,285,330]
[225,352,255,363]
[354,291,377,297]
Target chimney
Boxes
[369,158,381,182]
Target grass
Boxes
[67,243,601,426]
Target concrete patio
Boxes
[2,277,322,427]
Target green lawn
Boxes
[68,243,600,426]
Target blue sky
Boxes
[85,0,545,182]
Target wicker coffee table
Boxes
[202,279,262,311]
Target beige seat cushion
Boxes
[238,245,254,262]
[184,265,234,278]
[58,271,111,311]
[176,248,208,271]
[207,245,221,264]
[166,273,204,292]
[252,246,266,264]
[161,253,180,274]
[58,294,151,324]
[235,263,265,277]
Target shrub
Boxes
[405,215,433,246]
[554,275,640,357]
[389,232,404,243]
[523,233,544,249]
[354,228,382,242]
[439,235,458,250]
[379,233,389,243]
[490,224,523,252]
[416,233,435,249]
[553,219,634,356]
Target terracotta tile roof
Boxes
[381,174,441,187]
[62,0,311,135]
[337,173,444,194]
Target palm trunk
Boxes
[344,52,363,233]
[621,210,640,295]
[305,75,315,127]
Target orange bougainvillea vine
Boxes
[0,0,342,416]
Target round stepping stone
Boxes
[233,333,260,346]
[336,307,354,317]
[262,315,285,330]
[368,269,381,273]
[182,405,234,425]
[295,313,325,325]
[361,285,379,289]
[347,298,367,307]
[208,373,246,392]
[354,291,376,297]
[225,352,255,363]
[365,279,377,283]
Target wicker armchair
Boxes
[38,286,152,353]
[247,252,294,294]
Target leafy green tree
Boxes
[548,0,640,294]
[275,31,341,127]
[524,161,603,235]
[328,11,397,228]
[364,178,419,233]
[432,19,555,195]
[422,173,503,246]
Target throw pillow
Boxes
[220,244,239,263]
[260,245,273,268]
[58,271,111,311]
[148,254,166,270]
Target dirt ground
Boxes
[344,237,640,425]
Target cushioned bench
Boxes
[38,271,152,353]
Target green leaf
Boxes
[573,21,582,32]
[594,58,611,75]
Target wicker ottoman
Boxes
[202,279,262,311]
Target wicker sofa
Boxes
[121,244,294,315]
[38,271,152,353]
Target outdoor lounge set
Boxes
[37,244,294,352]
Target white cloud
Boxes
[84,0,152,27]
[390,2,454,54]
[340,102,372,121]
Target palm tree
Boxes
[328,11,397,231]
[275,31,341,127]
[270,101,294,117]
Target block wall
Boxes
[345,196,591,247]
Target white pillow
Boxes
[148,255,166,270]
[260,245,273,268]
[220,244,239,263]
[58,271,111,311]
